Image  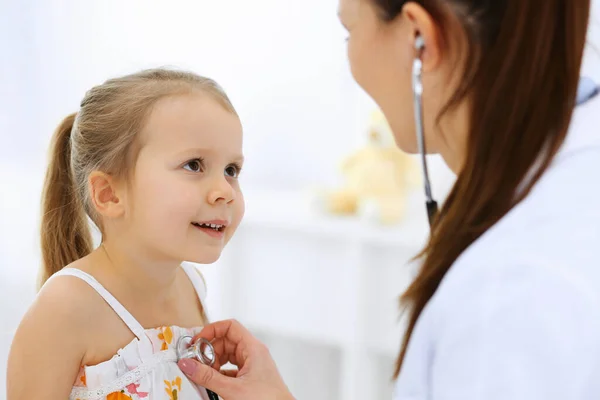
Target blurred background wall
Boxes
[1,1,599,398]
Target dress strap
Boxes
[180,262,210,322]
[51,268,147,341]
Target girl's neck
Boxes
[96,239,183,302]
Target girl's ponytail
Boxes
[39,113,93,287]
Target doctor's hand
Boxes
[177,319,295,400]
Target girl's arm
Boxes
[7,276,90,399]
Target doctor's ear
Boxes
[401,2,443,71]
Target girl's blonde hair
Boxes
[39,68,237,288]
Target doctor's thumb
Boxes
[178,359,238,397]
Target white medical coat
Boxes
[393,96,600,400]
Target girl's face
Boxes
[122,93,245,264]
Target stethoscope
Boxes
[412,35,438,228]
[412,35,599,229]
[177,335,220,400]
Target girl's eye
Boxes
[225,163,242,178]
[183,158,204,173]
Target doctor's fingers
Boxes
[194,319,255,346]
[209,337,242,369]
[220,367,239,378]
[193,319,259,367]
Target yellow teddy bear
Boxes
[320,109,419,224]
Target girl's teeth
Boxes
[194,223,224,230]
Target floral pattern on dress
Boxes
[158,326,174,351]
[106,391,133,400]
[165,376,183,400]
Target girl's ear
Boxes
[88,171,125,219]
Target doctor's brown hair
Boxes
[370,0,591,377]
[39,69,237,288]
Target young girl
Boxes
[7,68,245,399]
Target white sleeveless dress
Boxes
[47,263,214,400]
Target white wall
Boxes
[26,0,373,188]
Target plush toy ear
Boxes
[340,151,360,174]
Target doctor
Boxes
[180,0,600,398]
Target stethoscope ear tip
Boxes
[415,35,425,51]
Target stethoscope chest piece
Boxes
[176,335,216,367]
